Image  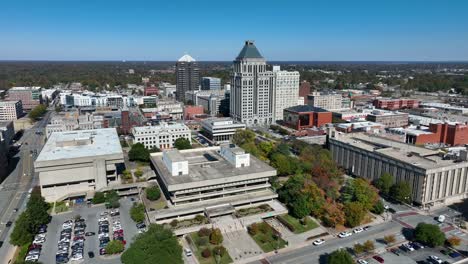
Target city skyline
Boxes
[1,0,468,61]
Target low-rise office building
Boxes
[373,98,420,110]
[283,105,332,130]
[328,131,468,208]
[366,109,409,128]
[7,87,41,110]
[149,144,278,222]
[34,128,124,202]
[0,101,23,121]
[201,118,246,143]
[132,122,191,149]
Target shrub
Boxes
[371,200,385,215]
[196,236,209,247]
[259,204,270,211]
[130,203,145,223]
[277,215,296,232]
[363,240,375,253]
[198,227,212,237]
[201,248,211,258]
[170,220,178,228]
[134,169,143,178]
[212,246,226,256]
[209,228,223,245]
[146,186,161,201]
[248,223,259,235]
[194,214,206,223]
[92,192,106,204]
[383,234,396,245]
[447,236,461,247]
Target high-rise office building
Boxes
[176,54,199,102]
[230,41,274,126]
[201,77,221,90]
[272,66,299,121]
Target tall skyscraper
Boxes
[230,41,274,126]
[175,54,199,102]
[272,66,299,121]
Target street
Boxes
[0,111,51,263]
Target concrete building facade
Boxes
[329,132,468,208]
[272,66,300,121]
[201,118,246,143]
[7,87,41,110]
[0,101,23,121]
[366,109,409,128]
[307,92,344,111]
[34,128,124,202]
[132,122,191,150]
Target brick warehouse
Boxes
[406,122,468,146]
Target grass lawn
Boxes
[189,232,233,264]
[277,215,318,234]
[48,201,70,214]
[249,222,287,253]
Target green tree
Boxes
[121,224,183,264]
[130,203,146,223]
[344,202,366,227]
[145,186,161,201]
[289,193,312,219]
[209,228,223,245]
[390,181,412,204]
[28,104,47,121]
[327,249,354,264]
[258,141,274,157]
[105,240,125,254]
[375,172,393,195]
[270,153,294,176]
[174,138,192,150]
[275,143,291,156]
[26,191,50,228]
[10,212,33,246]
[414,223,446,247]
[363,240,375,253]
[371,200,385,215]
[134,168,143,178]
[93,192,106,204]
[105,190,120,208]
[128,143,150,162]
[232,129,255,146]
[342,178,379,210]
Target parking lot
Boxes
[39,197,139,264]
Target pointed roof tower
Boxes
[236,40,264,60]
[178,54,196,62]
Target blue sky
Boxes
[1,0,467,61]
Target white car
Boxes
[33,238,45,244]
[357,260,368,264]
[353,228,364,233]
[338,232,352,238]
[25,254,39,261]
[71,254,83,261]
[99,217,108,222]
[100,212,109,216]
[429,256,442,264]
[403,243,415,251]
[184,248,192,257]
[313,239,325,246]
[384,204,390,210]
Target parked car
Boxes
[6,221,13,227]
[88,251,95,258]
[429,255,443,264]
[85,232,95,236]
[449,252,461,258]
[184,248,192,257]
[390,248,402,256]
[338,232,352,238]
[313,239,325,246]
[357,260,369,264]
[354,227,364,233]
[373,255,384,263]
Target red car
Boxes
[373,256,384,263]
[29,244,42,250]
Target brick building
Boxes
[183,105,204,120]
[298,81,311,104]
[144,86,159,96]
[283,105,332,130]
[366,109,409,128]
[7,87,41,110]
[406,122,468,146]
[373,98,420,110]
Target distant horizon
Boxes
[1,60,468,63]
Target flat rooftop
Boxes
[331,133,460,170]
[151,147,276,188]
[36,128,123,162]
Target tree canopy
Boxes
[375,172,393,195]
[146,186,161,201]
[128,143,150,162]
[174,138,192,150]
[327,249,354,264]
[28,104,47,121]
[390,181,412,204]
[342,178,379,210]
[414,223,446,247]
[121,224,183,264]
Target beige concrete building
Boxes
[0,101,23,121]
[307,92,347,111]
[329,131,468,208]
[365,109,409,128]
[132,122,191,150]
[34,128,124,202]
[149,145,278,222]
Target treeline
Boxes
[403,74,468,94]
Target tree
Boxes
[276,143,291,156]
[26,191,50,231]
[105,240,125,254]
[128,143,150,162]
[327,249,353,264]
[375,172,393,195]
[321,201,345,227]
[371,200,385,215]
[198,227,212,237]
[270,153,294,176]
[289,193,312,219]
[122,170,132,180]
[414,223,446,247]
[130,203,146,223]
[390,181,412,204]
[209,228,223,245]
[145,186,161,201]
[121,224,183,264]
[353,243,365,254]
[383,235,396,245]
[201,248,211,258]
[232,129,255,146]
[174,138,192,150]
[363,240,375,253]
[105,190,120,208]
[258,141,274,157]
[134,168,143,178]
[446,236,461,247]
[10,212,33,246]
[302,181,326,217]
[28,104,47,121]
[212,246,226,257]
[344,202,366,227]
[93,192,106,204]
[342,178,379,211]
